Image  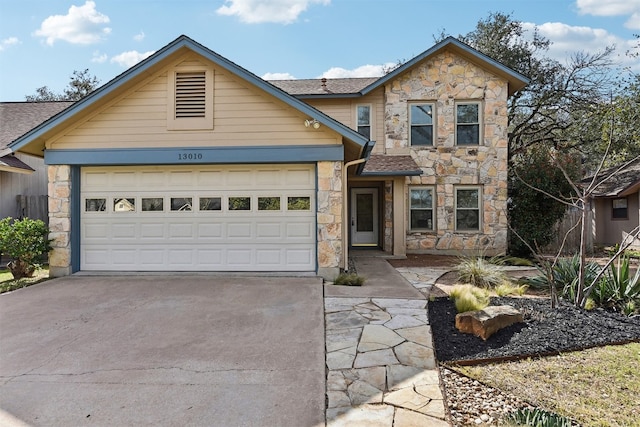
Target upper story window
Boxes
[409,186,434,231]
[356,105,371,139]
[455,187,482,231]
[167,69,213,130]
[410,103,434,146]
[456,102,481,145]
[612,198,628,219]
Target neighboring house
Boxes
[4,35,528,279]
[585,158,640,249]
[0,101,73,221]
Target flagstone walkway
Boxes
[324,260,452,426]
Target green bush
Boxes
[526,255,601,299]
[0,217,52,279]
[594,256,640,315]
[450,284,489,313]
[455,255,509,288]
[333,272,365,286]
[505,407,574,427]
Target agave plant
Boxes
[526,255,601,301]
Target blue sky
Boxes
[0,0,638,101]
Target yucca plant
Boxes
[596,256,640,315]
[526,255,601,300]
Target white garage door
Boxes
[80,165,316,271]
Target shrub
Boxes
[495,283,528,297]
[526,255,601,299]
[450,284,489,313]
[595,256,640,315]
[505,407,574,427]
[455,255,509,288]
[0,217,52,279]
[333,272,365,286]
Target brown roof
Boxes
[0,101,74,150]
[0,101,73,172]
[360,155,422,176]
[268,77,379,96]
[584,157,640,197]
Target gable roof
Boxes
[0,101,73,172]
[361,37,529,97]
[6,35,370,158]
[272,37,529,100]
[583,156,640,197]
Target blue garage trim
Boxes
[70,166,81,273]
[44,145,344,165]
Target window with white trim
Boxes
[409,187,434,230]
[410,103,434,146]
[356,105,371,139]
[455,102,481,145]
[455,187,481,231]
[168,69,213,130]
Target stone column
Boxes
[317,161,342,280]
[47,165,72,277]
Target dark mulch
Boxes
[428,296,640,363]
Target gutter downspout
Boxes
[342,157,367,273]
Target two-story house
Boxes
[4,35,527,279]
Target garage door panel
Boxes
[81,165,316,272]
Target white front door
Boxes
[350,188,379,246]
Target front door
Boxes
[350,188,379,246]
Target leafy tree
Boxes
[25,69,100,101]
[0,217,52,279]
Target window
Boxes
[114,198,135,212]
[456,103,480,145]
[199,197,221,211]
[258,197,281,211]
[356,105,371,139]
[167,69,213,130]
[455,187,481,231]
[229,197,251,211]
[612,198,628,219]
[142,198,164,212]
[410,103,434,146]
[85,198,106,212]
[288,197,311,211]
[409,187,434,230]
[171,197,192,211]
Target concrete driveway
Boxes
[0,275,325,427]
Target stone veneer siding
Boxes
[317,161,343,278]
[386,51,509,254]
[48,165,72,276]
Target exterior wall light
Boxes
[304,119,321,129]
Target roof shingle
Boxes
[360,155,422,176]
[268,77,379,96]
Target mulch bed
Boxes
[428,296,640,363]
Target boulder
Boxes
[455,305,523,340]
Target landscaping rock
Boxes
[455,305,523,340]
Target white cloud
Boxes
[110,50,155,67]
[133,31,145,42]
[522,21,635,66]
[576,0,640,29]
[0,37,20,51]
[262,72,296,80]
[216,0,330,24]
[319,63,396,79]
[34,1,111,46]
[91,50,107,63]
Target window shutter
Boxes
[175,71,206,118]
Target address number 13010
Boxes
[178,152,203,161]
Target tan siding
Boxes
[48,52,342,150]
[304,99,352,127]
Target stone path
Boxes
[324,266,452,426]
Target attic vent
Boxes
[175,71,206,118]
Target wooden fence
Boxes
[15,195,48,224]
[541,208,591,254]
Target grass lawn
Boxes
[0,266,51,294]
[454,342,640,426]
